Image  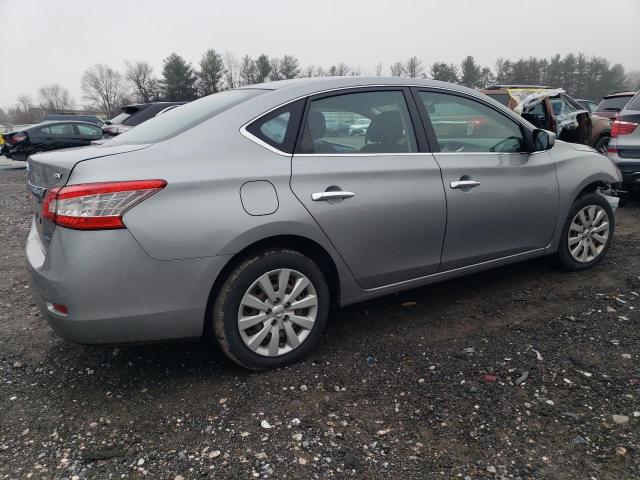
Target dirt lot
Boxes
[1,164,639,479]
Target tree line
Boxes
[6,51,640,124]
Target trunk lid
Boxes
[27,143,150,250]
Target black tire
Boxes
[555,192,614,271]
[594,136,609,154]
[212,248,330,371]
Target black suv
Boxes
[102,102,186,137]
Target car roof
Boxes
[26,120,101,130]
[239,76,491,101]
[484,84,552,90]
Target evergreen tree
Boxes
[239,55,257,85]
[255,54,272,83]
[430,62,460,83]
[279,55,300,79]
[197,49,225,96]
[161,53,198,101]
[460,56,482,88]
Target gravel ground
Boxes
[1,165,640,479]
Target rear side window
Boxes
[245,99,305,154]
[297,90,417,154]
[42,124,75,136]
[107,89,265,146]
[76,124,102,136]
[596,96,633,112]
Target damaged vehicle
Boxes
[26,77,621,370]
[482,85,612,153]
[1,121,103,161]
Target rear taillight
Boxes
[42,180,166,230]
[611,120,639,138]
[9,132,27,144]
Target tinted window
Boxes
[298,90,417,154]
[485,93,510,106]
[76,124,102,136]
[419,91,525,153]
[122,105,166,126]
[627,92,640,110]
[246,99,305,153]
[42,124,75,136]
[109,112,132,125]
[107,89,265,146]
[596,96,633,112]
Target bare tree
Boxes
[351,65,363,76]
[125,60,159,102]
[374,63,384,76]
[224,52,240,89]
[81,64,126,118]
[335,63,351,76]
[303,65,315,77]
[404,56,425,78]
[389,62,405,77]
[8,95,38,124]
[38,84,74,113]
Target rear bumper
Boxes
[608,152,640,186]
[26,220,230,344]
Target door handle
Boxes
[450,180,481,189]
[311,191,355,201]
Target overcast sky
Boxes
[1,0,639,109]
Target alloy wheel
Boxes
[568,205,610,263]
[237,269,318,357]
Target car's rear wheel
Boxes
[594,136,610,154]
[212,248,329,370]
[555,192,614,270]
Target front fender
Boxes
[547,141,622,253]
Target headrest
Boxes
[308,110,326,138]
[366,110,403,144]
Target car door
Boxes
[414,89,559,271]
[290,88,447,289]
[44,123,80,149]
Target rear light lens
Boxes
[611,120,639,137]
[9,132,27,144]
[42,180,166,230]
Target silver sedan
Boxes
[26,77,621,370]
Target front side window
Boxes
[298,90,417,154]
[419,91,525,153]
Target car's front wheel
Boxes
[212,248,329,370]
[555,192,614,270]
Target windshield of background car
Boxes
[596,96,633,112]
[485,93,510,106]
[106,89,266,146]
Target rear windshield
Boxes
[627,92,640,110]
[122,105,160,126]
[106,89,265,146]
[596,95,633,112]
[109,112,132,125]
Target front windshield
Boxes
[106,89,266,146]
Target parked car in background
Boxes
[43,115,105,126]
[482,85,612,153]
[607,91,640,193]
[593,91,637,120]
[575,99,599,114]
[348,117,371,135]
[1,121,102,161]
[102,102,186,137]
[26,77,620,371]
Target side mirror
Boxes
[533,129,556,151]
